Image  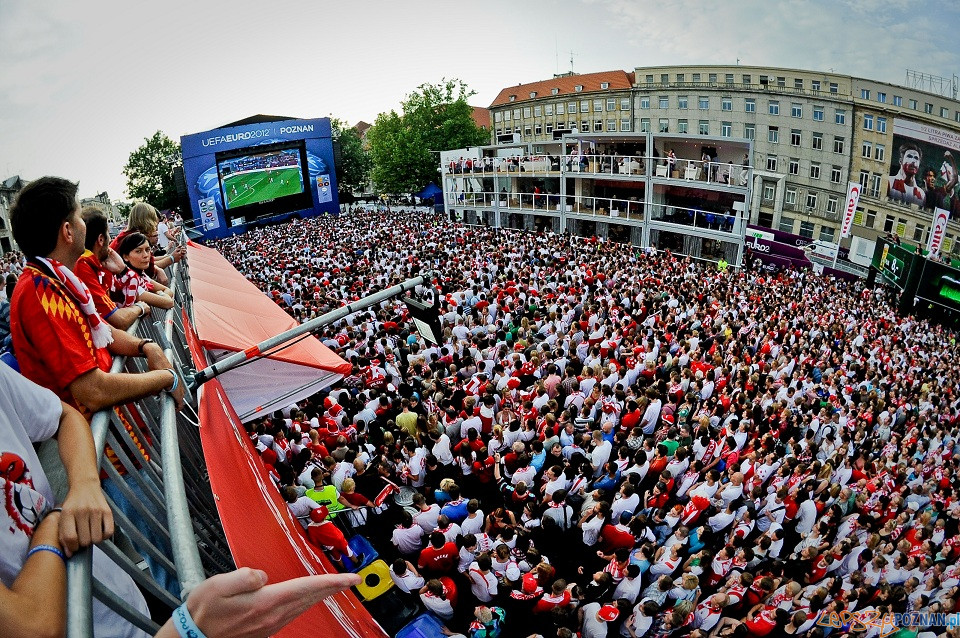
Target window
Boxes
[546,123,553,134]
[811,80,821,92]
[791,103,803,118]
[645,74,654,84]
[678,119,688,134]
[877,117,886,133]
[766,155,778,171]
[795,79,804,90]
[605,98,616,111]
[763,183,775,200]
[913,225,925,242]
[640,118,650,132]
[820,225,836,241]
[594,99,604,111]
[924,102,933,114]
[865,209,877,227]
[859,170,870,188]
[769,100,780,115]
[494,112,502,123]
[524,125,532,136]
[745,98,756,112]
[575,85,583,92]
[893,95,902,106]
[692,73,701,82]
[768,126,779,143]
[534,105,542,116]
[699,120,709,135]
[581,120,589,132]
[759,75,768,86]
[545,104,554,116]
[789,159,800,175]
[779,218,795,233]
[556,103,565,115]
[606,119,616,132]
[861,89,871,100]
[620,118,631,132]
[620,98,630,110]
[568,102,577,114]
[777,77,785,88]
[785,187,797,205]
[941,107,949,118]
[551,87,559,95]
[835,109,846,124]
[909,98,918,110]
[877,92,886,103]
[678,96,688,109]
[831,166,842,183]
[721,97,732,111]
[863,114,874,130]
[698,96,709,109]
[580,100,590,112]
[725,73,734,85]
[883,215,895,233]
[513,108,521,119]
[791,129,801,146]
[535,123,542,135]
[829,83,838,93]
[810,163,821,180]
[659,118,669,133]
[813,106,824,121]
[659,96,669,109]
[862,141,872,158]
[813,132,823,150]
[833,136,843,153]
[744,123,755,140]
[530,92,538,99]
[676,73,685,83]
[871,174,882,198]
[806,191,818,210]
[721,121,732,137]
[509,95,516,102]
[523,106,532,118]
[504,111,511,122]
[661,73,669,83]
[799,220,815,238]
[709,73,717,84]
[600,82,609,89]
[639,96,649,109]
[594,119,603,132]
[957,111,960,123]
[875,144,885,162]
[742,74,751,85]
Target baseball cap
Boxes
[505,564,521,581]
[598,604,620,622]
[309,505,330,523]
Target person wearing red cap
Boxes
[580,601,620,638]
[305,505,363,570]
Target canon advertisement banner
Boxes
[840,181,861,238]
[888,119,960,219]
[928,207,950,255]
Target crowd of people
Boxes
[215,207,960,638]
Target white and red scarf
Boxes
[36,257,113,348]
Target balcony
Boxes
[446,190,644,222]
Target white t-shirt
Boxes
[157,221,171,249]
[0,363,150,638]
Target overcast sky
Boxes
[1,0,958,200]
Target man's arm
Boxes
[0,511,67,638]
[107,332,184,407]
[55,401,114,554]
[106,301,151,331]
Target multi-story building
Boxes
[0,175,26,253]
[482,65,960,264]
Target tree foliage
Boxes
[368,79,488,194]
[330,118,372,198]
[123,131,181,210]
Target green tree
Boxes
[330,118,372,199]
[367,79,488,194]
[123,131,181,209]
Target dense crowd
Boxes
[216,208,960,638]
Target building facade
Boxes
[0,176,26,253]
[486,65,960,263]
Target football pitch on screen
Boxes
[223,167,302,208]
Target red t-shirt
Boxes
[307,521,350,555]
[417,542,459,574]
[74,250,118,319]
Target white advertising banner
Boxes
[927,207,949,255]
[840,181,862,238]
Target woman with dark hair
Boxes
[114,232,174,310]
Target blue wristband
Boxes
[164,368,179,394]
[27,544,66,563]
[173,603,208,638]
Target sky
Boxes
[1,0,959,200]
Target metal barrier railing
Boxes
[66,244,234,637]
